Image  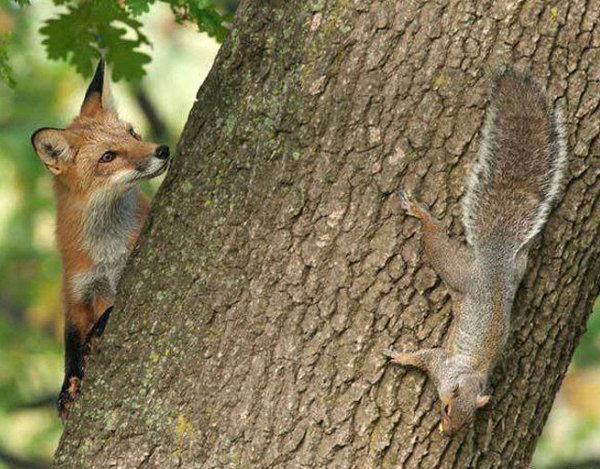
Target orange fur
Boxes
[55,180,150,339]
[45,106,162,341]
[31,60,169,418]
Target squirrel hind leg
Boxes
[398,189,473,294]
[420,225,474,294]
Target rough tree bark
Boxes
[55,1,600,468]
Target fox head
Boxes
[31,59,170,195]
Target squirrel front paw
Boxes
[384,347,442,372]
[57,376,81,421]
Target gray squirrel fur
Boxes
[385,67,567,436]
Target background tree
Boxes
[8,0,600,467]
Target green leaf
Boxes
[125,0,155,16]
[39,0,151,81]
[102,25,151,81]
[193,7,228,42]
[163,0,230,41]
[34,0,234,81]
[40,7,97,77]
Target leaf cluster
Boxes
[1,0,233,85]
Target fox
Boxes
[31,59,170,420]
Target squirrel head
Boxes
[439,377,490,436]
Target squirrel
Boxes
[384,67,567,436]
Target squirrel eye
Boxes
[442,403,450,416]
[100,151,116,163]
[129,127,141,140]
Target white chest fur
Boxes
[71,189,139,303]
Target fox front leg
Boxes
[59,304,113,420]
[84,305,113,356]
[58,298,103,420]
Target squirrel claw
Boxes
[398,190,433,224]
[397,190,412,211]
[383,348,405,364]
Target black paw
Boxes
[57,376,81,421]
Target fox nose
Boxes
[155,145,170,160]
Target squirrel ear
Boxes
[451,384,460,398]
[476,394,491,408]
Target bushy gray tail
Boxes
[462,67,567,251]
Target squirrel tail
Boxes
[462,66,567,252]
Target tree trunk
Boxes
[55,1,600,468]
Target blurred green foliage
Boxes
[1,0,233,85]
[40,2,152,80]
[574,297,600,368]
[0,7,75,466]
[0,36,14,87]
[0,316,62,465]
[0,3,229,466]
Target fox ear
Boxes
[80,58,116,116]
[31,128,72,175]
[476,394,491,408]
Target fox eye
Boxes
[128,127,141,140]
[100,151,116,163]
